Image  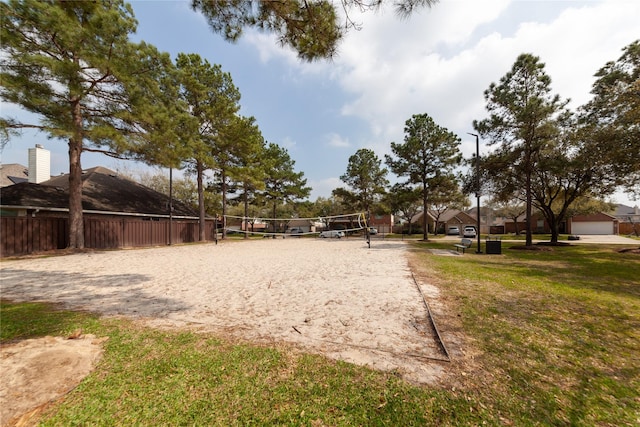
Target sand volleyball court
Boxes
[1,238,447,384]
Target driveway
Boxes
[439,234,638,244]
[563,234,638,244]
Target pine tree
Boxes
[386,113,462,241]
[333,148,389,214]
[1,0,172,248]
[174,53,241,240]
[474,54,569,247]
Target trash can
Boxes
[485,236,502,254]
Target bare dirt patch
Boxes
[0,334,105,426]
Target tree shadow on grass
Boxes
[479,249,639,299]
[408,242,639,298]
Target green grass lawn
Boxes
[1,242,638,426]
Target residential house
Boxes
[611,204,640,236]
[1,166,199,218]
[430,209,477,235]
[502,211,619,235]
[406,210,437,234]
[287,218,321,233]
[567,212,618,235]
[1,166,215,256]
[465,206,496,234]
[368,213,394,234]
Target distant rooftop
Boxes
[0,163,29,187]
[1,166,200,217]
[614,203,640,216]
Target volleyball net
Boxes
[222,212,369,238]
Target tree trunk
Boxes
[68,94,85,249]
[545,207,565,244]
[550,220,559,244]
[243,184,249,240]
[272,201,277,238]
[422,183,429,241]
[67,135,84,249]
[221,170,228,239]
[525,150,533,247]
[525,190,533,246]
[197,161,206,241]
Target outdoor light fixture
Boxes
[467,133,482,253]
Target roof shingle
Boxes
[1,167,199,217]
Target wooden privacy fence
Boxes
[619,222,640,236]
[1,216,67,256]
[1,216,217,257]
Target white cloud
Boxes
[327,1,515,145]
[309,177,342,200]
[321,0,639,148]
[243,29,331,78]
[244,31,295,64]
[514,1,640,109]
[325,132,351,148]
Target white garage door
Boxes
[572,221,613,235]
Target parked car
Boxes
[319,230,345,238]
[288,227,304,237]
[447,226,460,235]
[463,226,477,238]
[368,227,378,235]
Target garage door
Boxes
[572,221,613,235]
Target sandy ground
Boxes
[1,238,448,424]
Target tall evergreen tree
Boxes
[385,113,462,241]
[473,54,570,247]
[236,122,267,239]
[216,115,265,238]
[0,0,172,248]
[127,59,197,172]
[581,40,640,199]
[480,134,620,243]
[261,142,311,232]
[174,53,241,240]
[333,148,388,214]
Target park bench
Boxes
[454,238,473,254]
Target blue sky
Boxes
[1,0,638,206]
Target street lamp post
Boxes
[468,133,482,253]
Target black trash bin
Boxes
[485,236,502,254]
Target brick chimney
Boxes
[28,144,50,183]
